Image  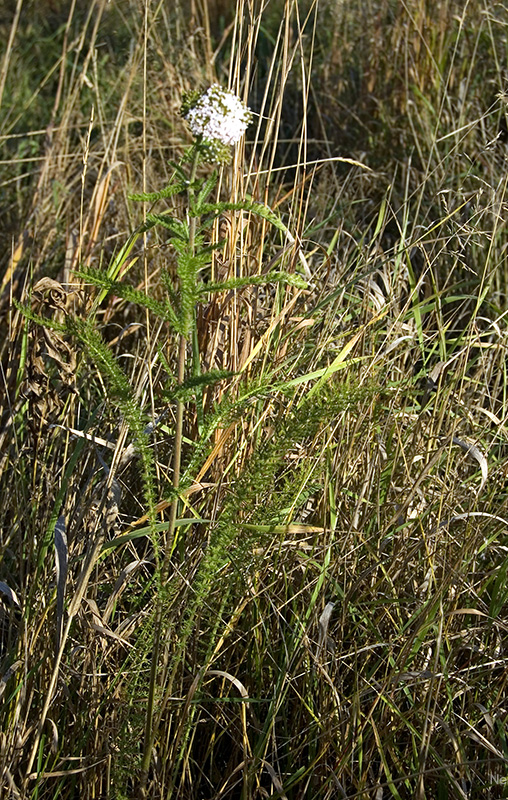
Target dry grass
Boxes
[2,0,508,798]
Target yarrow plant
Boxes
[134,85,303,794]
[17,85,306,796]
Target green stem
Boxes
[192,312,204,432]
[138,145,201,797]
[138,340,186,793]
[167,332,186,565]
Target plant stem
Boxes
[166,332,186,566]
[138,146,201,796]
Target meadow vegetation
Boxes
[2,0,508,797]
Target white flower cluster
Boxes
[185,85,252,147]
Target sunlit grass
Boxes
[2,1,508,798]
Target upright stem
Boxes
[165,146,199,564]
[138,336,186,797]
[138,146,201,797]
[164,333,186,567]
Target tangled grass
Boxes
[2,0,508,798]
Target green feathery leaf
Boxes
[193,170,218,213]
[193,200,286,232]
[129,182,187,203]
[145,213,189,239]
[198,270,307,296]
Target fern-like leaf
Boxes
[162,369,236,403]
[129,182,186,203]
[145,213,189,239]
[192,200,286,232]
[194,170,218,212]
[198,270,307,296]
[73,268,179,326]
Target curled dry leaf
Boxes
[21,278,78,431]
[0,583,21,662]
[452,436,488,492]
[103,559,148,624]
[31,277,71,313]
[54,516,68,655]
[0,582,20,608]
[317,601,336,662]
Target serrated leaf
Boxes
[198,270,306,296]
[191,200,286,232]
[163,369,236,402]
[129,181,186,203]
[193,170,218,213]
[73,269,179,324]
[145,213,189,239]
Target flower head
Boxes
[183,85,252,152]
